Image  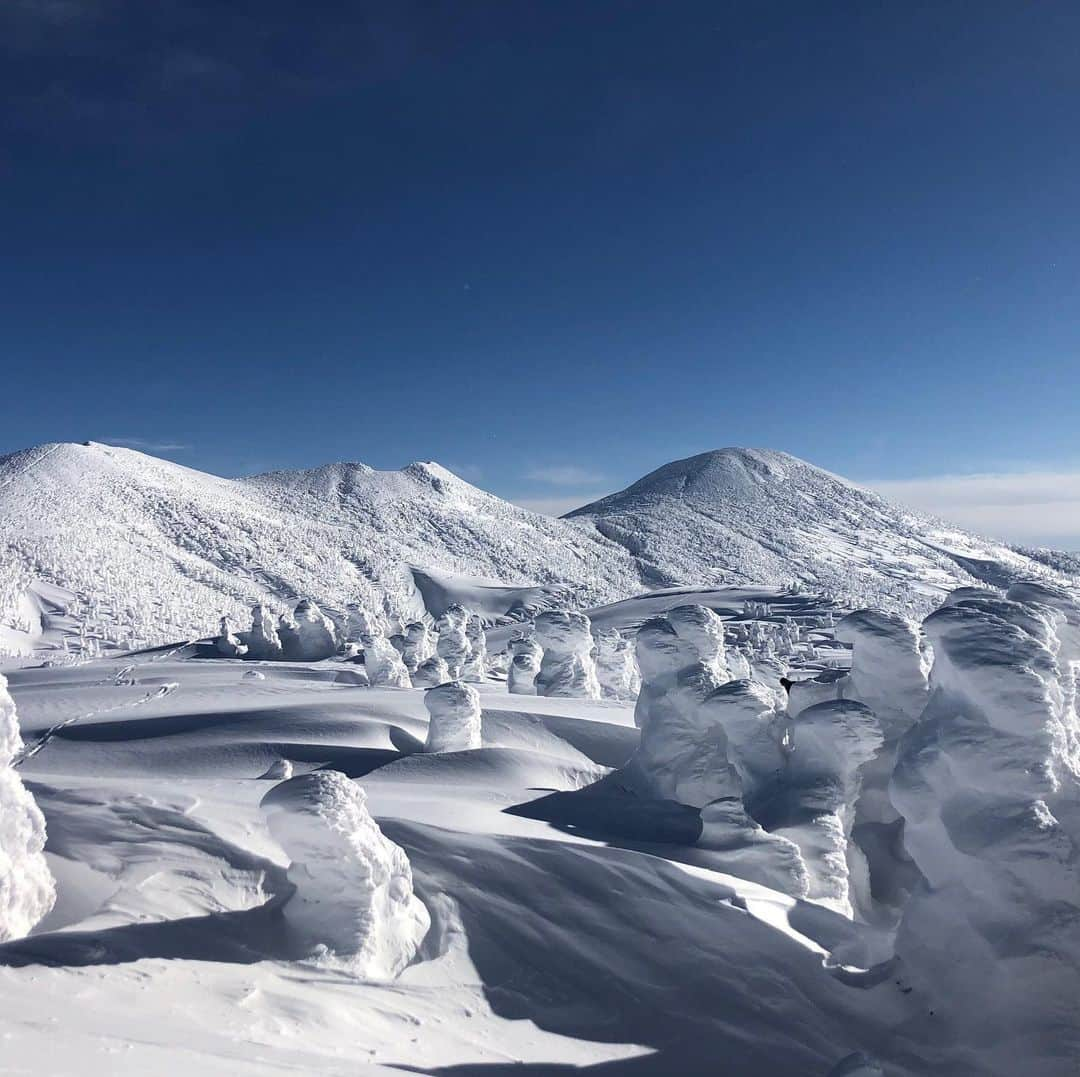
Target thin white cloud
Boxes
[867,470,1080,547]
[105,437,189,452]
[513,494,595,517]
[525,465,608,486]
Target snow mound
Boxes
[260,771,429,977]
[0,674,56,941]
[424,681,482,753]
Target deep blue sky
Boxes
[2,1,1079,527]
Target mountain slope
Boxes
[0,443,639,655]
[564,448,1074,613]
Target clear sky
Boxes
[2,2,1079,543]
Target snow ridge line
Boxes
[0,443,62,493]
[12,681,178,768]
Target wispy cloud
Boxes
[867,469,1080,547]
[104,436,189,453]
[525,465,608,486]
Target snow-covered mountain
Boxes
[1,442,1074,658]
[565,447,1075,613]
[0,442,638,655]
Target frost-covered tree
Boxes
[533,610,600,699]
[435,605,470,680]
[424,681,482,753]
[246,603,283,660]
[890,595,1080,1072]
[216,616,248,658]
[0,674,56,941]
[261,771,429,977]
[593,630,641,700]
[460,614,487,682]
[507,635,542,696]
[362,632,411,688]
[401,622,433,673]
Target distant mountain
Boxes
[564,448,1076,613]
[0,442,638,656]
[1,442,1073,659]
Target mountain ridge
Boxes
[0,440,1074,657]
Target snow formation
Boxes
[260,771,429,977]
[0,674,55,941]
[215,616,248,658]
[890,592,1080,1072]
[361,632,411,688]
[507,635,542,695]
[401,621,433,673]
[246,603,283,660]
[461,614,487,682]
[435,605,471,680]
[423,681,482,753]
[288,599,338,661]
[593,629,641,700]
[411,654,450,688]
[532,610,601,699]
[770,700,882,917]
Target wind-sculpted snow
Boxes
[0,674,55,941]
[362,632,411,688]
[411,654,450,688]
[461,614,487,682]
[768,700,881,917]
[700,678,788,813]
[532,610,600,699]
[215,616,247,658]
[260,771,429,978]
[891,595,1080,1073]
[507,635,542,695]
[285,599,338,661]
[423,681,482,753]
[566,447,1074,615]
[245,604,283,660]
[593,630,641,700]
[436,604,470,680]
[401,621,433,673]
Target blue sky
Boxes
[2,2,1079,542]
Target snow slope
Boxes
[0,651,931,1075]
[566,448,1073,614]
[0,443,639,657]
[2,442,1075,660]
